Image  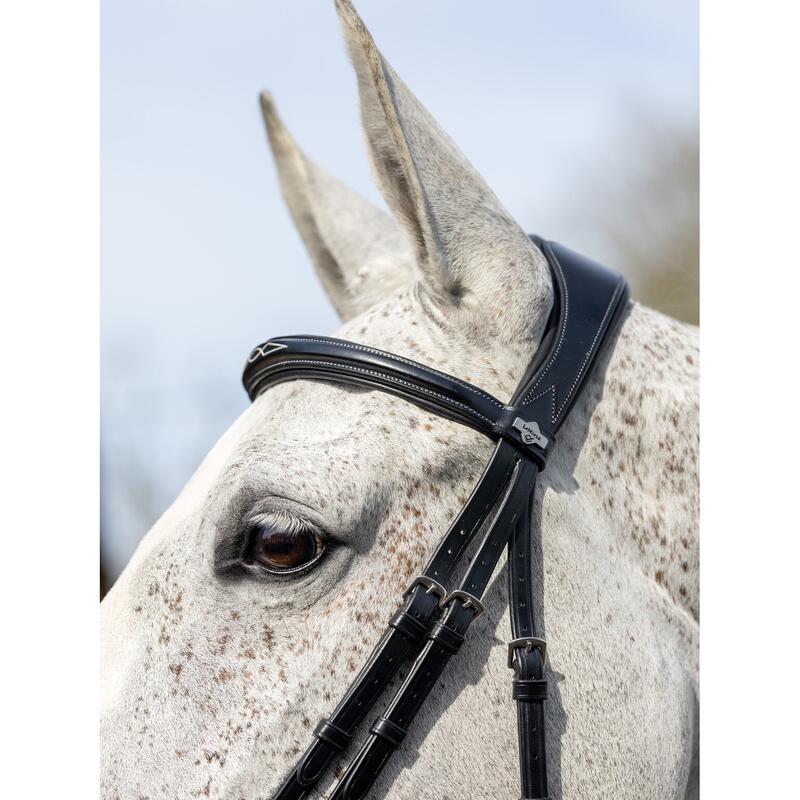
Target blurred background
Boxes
[101,0,698,595]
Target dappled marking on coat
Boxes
[100,2,698,799]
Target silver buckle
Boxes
[441,590,485,619]
[403,576,447,604]
[507,636,547,669]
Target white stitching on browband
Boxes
[253,358,497,427]
[251,274,620,430]
[520,248,569,405]
[552,287,619,423]
[286,336,504,410]
[524,384,558,424]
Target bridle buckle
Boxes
[441,590,485,619]
[402,575,447,604]
[507,636,547,669]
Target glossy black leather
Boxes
[242,238,629,800]
[513,238,628,423]
[509,500,549,798]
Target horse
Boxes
[100,2,699,797]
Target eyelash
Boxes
[244,509,316,538]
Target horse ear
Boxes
[335,0,552,343]
[260,92,415,321]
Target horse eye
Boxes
[244,523,324,574]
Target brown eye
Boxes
[244,523,324,574]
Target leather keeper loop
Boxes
[388,608,428,642]
[512,678,548,702]
[429,622,465,653]
[370,716,407,749]
[312,718,351,752]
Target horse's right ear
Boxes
[260,92,414,321]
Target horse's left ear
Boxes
[335,0,552,344]
[260,92,415,321]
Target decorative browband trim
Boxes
[242,336,554,467]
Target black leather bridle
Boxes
[242,237,629,800]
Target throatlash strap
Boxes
[242,238,629,800]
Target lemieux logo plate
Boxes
[512,417,549,449]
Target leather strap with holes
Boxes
[329,452,536,800]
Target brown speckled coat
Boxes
[101,2,698,798]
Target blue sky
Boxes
[101,0,697,581]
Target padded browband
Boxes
[242,238,629,468]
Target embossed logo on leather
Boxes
[512,417,549,448]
